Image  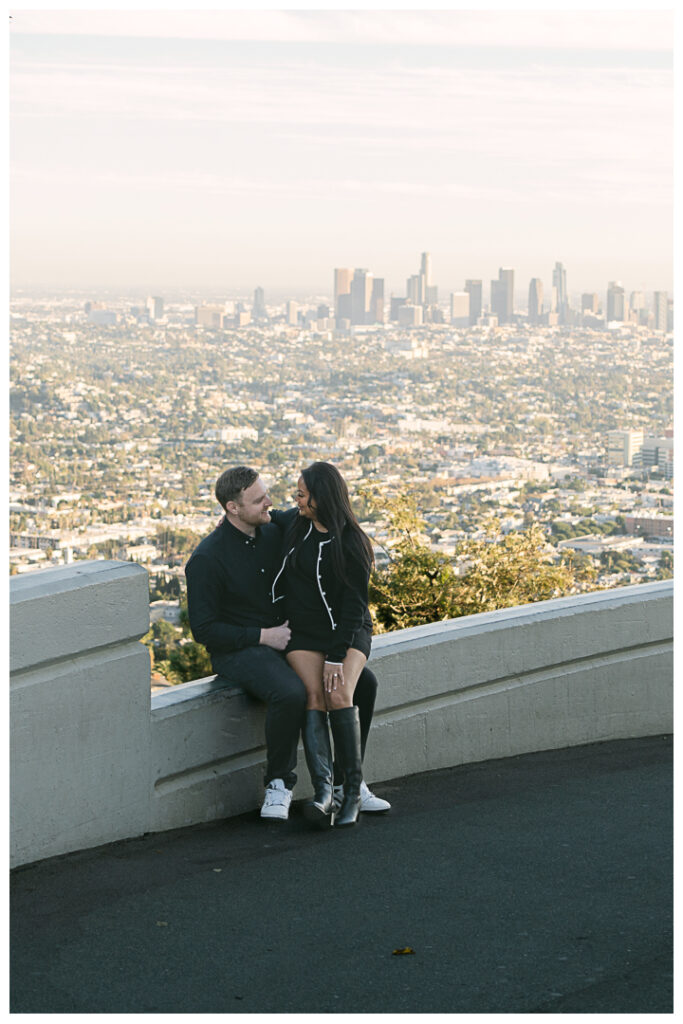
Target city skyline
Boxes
[10,9,673,292]
[10,252,670,314]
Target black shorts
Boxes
[286,621,372,660]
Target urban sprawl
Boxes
[10,254,673,641]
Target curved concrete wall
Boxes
[11,561,152,868]
[10,564,673,867]
[149,581,673,834]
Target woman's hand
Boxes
[323,661,345,693]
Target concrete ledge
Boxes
[150,683,267,831]
[11,562,151,867]
[10,565,673,867]
[10,560,150,672]
[148,580,673,835]
[11,644,151,866]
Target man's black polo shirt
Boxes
[185,517,286,656]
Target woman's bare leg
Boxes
[285,650,326,710]
[324,648,367,711]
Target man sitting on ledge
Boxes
[185,466,390,821]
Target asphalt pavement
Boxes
[11,734,673,1014]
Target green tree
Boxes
[142,619,180,664]
[166,641,212,683]
[655,550,673,580]
[367,492,597,633]
[143,601,212,684]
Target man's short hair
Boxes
[215,466,258,509]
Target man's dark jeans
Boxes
[212,646,378,790]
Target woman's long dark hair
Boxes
[287,461,373,584]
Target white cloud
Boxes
[11,163,671,209]
[9,8,674,51]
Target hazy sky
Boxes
[10,8,674,297]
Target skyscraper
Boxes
[465,279,482,324]
[334,268,353,320]
[491,268,514,323]
[146,295,164,320]
[420,252,431,290]
[653,291,668,332]
[528,278,544,323]
[252,286,266,319]
[500,268,514,321]
[420,252,438,305]
[370,278,385,323]
[406,273,423,306]
[450,292,470,327]
[350,269,373,325]
[286,300,298,326]
[390,296,407,321]
[334,268,353,324]
[490,278,503,319]
[552,262,568,323]
[606,281,626,322]
[398,304,423,327]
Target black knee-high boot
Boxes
[329,706,362,827]
[302,710,334,828]
[334,666,377,786]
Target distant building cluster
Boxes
[85,296,165,326]
[80,254,672,339]
[10,287,672,594]
[329,255,672,334]
[607,429,674,478]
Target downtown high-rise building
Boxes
[389,296,407,321]
[582,292,599,314]
[146,295,164,320]
[421,252,438,305]
[405,252,437,308]
[252,286,266,319]
[421,251,431,290]
[398,304,423,327]
[606,281,626,322]
[334,268,353,304]
[653,291,668,332]
[334,265,384,324]
[286,300,298,326]
[491,267,514,323]
[450,291,470,327]
[406,273,424,306]
[552,262,568,323]
[350,268,373,325]
[334,268,353,323]
[465,279,482,324]
[370,278,385,323]
[629,290,645,313]
[528,278,544,323]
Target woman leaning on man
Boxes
[271,461,377,828]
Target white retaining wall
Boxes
[10,563,673,867]
[10,561,152,868]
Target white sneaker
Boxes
[260,779,293,820]
[333,781,391,813]
[360,780,391,812]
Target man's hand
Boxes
[259,621,291,650]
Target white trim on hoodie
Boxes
[271,522,337,630]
